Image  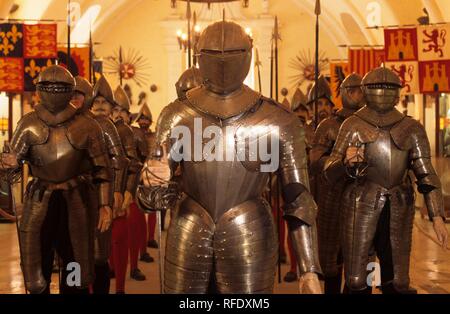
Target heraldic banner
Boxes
[384,27,420,94]
[329,61,349,109]
[57,46,90,79]
[0,23,57,92]
[383,25,450,94]
[348,48,385,77]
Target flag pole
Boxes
[67,0,71,74]
[314,0,321,129]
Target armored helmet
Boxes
[36,65,75,113]
[92,75,116,106]
[114,85,131,112]
[197,20,252,95]
[307,75,332,106]
[340,72,364,110]
[362,67,402,113]
[175,66,203,100]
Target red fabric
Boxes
[128,202,147,270]
[147,212,156,241]
[110,216,129,293]
[287,234,298,273]
[271,207,286,256]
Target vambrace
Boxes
[412,157,446,220]
[423,188,445,221]
[111,156,129,193]
[125,158,142,194]
[283,185,322,275]
[88,136,113,207]
[286,217,322,275]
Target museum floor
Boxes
[0,211,449,294]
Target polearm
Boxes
[156,210,163,293]
[119,46,123,86]
[274,16,279,103]
[67,0,71,74]
[255,48,262,93]
[314,0,321,129]
[273,16,282,284]
[187,0,192,68]
[89,26,93,84]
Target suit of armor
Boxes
[309,73,363,293]
[87,76,130,293]
[306,75,334,125]
[141,21,321,294]
[325,67,446,293]
[3,66,112,294]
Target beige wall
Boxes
[91,0,342,127]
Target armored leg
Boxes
[214,199,278,294]
[63,184,95,289]
[19,182,52,294]
[316,175,345,293]
[164,197,215,294]
[341,184,383,292]
[389,185,416,293]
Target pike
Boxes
[89,26,93,84]
[67,0,71,74]
[156,210,163,293]
[255,47,262,93]
[187,0,192,68]
[119,46,123,86]
[271,16,282,284]
[314,0,321,129]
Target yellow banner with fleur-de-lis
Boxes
[0,23,23,57]
[24,58,57,91]
[0,23,57,92]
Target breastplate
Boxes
[364,128,409,189]
[28,126,90,183]
[180,113,270,222]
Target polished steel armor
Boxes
[93,75,116,106]
[175,67,203,100]
[307,74,332,106]
[5,65,112,294]
[324,67,445,293]
[114,85,131,112]
[309,73,363,293]
[36,65,75,114]
[197,21,252,95]
[140,21,321,294]
[74,75,93,109]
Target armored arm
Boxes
[410,126,446,220]
[88,123,113,208]
[136,102,182,212]
[323,120,353,183]
[309,119,336,176]
[98,117,129,194]
[115,122,141,195]
[279,115,321,275]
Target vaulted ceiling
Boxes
[1,0,447,47]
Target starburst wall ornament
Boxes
[104,46,151,87]
[289,49,328,88]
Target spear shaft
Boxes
[314,0,321,129]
